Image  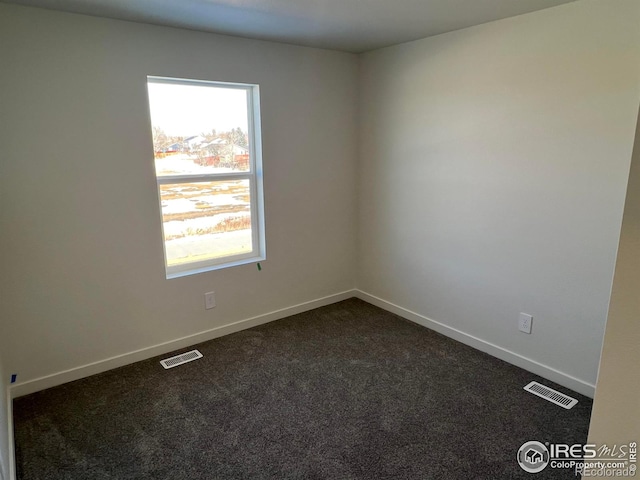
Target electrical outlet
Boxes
[205,292,216,310]
[519,313,533,334]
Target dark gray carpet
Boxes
[14,298,592,479]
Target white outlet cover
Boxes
[519,313,533,334]
[205,292,215,310]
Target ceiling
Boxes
[2,0,578,53]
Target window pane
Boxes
[148,81,251,175]
[160,180,253,266]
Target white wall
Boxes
[588,106,640,447]
[358,0,640,393]
[0,4,358,388]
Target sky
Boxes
[147,80,249,137]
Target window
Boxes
[146,76,265,278]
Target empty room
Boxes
[0,0,639,478]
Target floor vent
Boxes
[524,381,578,409]
[160,350,203,369]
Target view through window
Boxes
[146,76,265,278]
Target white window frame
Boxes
[147,76,266,279]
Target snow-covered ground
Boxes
[165,229,253,266]
[160,183,248,215]
[157,175,252,265]
[155,153,245,176]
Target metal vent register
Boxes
[524,381,578,409]
[160,350,203,369]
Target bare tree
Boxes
[152,126,169,152]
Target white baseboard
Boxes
[9,289,357,399]
[355,290,595,398]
